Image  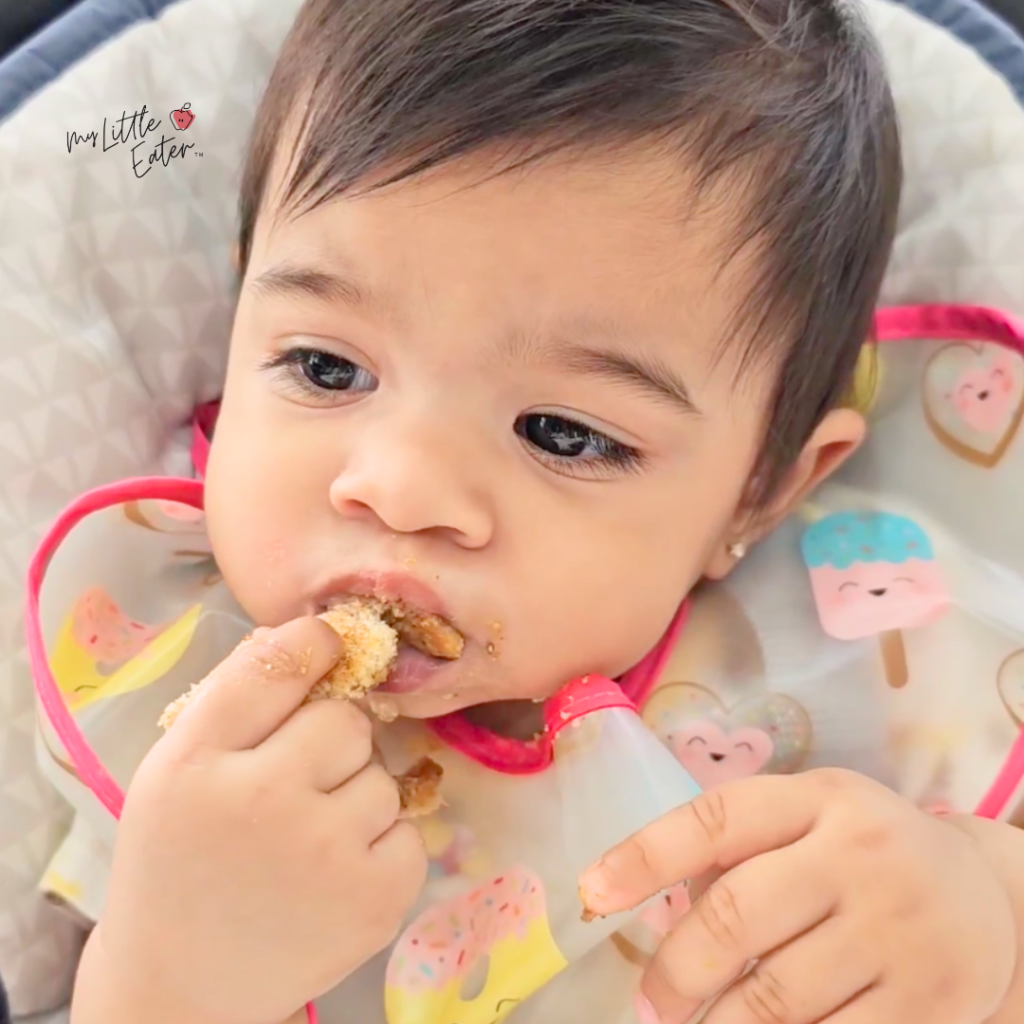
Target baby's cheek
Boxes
[215,528,303,625]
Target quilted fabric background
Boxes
[0,2,304,1011]
[0,0,1022,1017]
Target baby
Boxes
[58,0,1024,1023]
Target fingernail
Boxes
[578,865,611,911]
[635,994,663,1024]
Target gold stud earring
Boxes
[728,541,747,560]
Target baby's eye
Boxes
[263,347,378,400]
[514,413,643,477]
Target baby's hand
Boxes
[581,770,1017,1024]
[82,617,427,1024]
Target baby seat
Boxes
[1,0,1024,1018]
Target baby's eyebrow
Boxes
[556,343,701,416]
[248,260,395,320]
[503,326,701,416]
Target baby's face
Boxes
[205,146,771,718]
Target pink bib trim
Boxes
[25,476,206,821]
[875,304,1024,349]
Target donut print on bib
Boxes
[385,867,568,1024]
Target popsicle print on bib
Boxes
[922,342,1024,468]
[801,511,951,689]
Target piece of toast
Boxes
[310,598,401,700]
[157,598,448,817]
[394,756,445,818]
[382,604,465,661]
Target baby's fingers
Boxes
[581,776,825,917]
[259,697,375,792]
[681,918,878,1024]
[652,843,835,1004]
[164,617,342,752]
[640,843,840,1022]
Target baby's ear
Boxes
[761,407,865,527]
[704,407,865,580]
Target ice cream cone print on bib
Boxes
[922,342,1024,468]
[801,512,951,689]
[51,587,203,711]
[385,867,567,1024]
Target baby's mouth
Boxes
[323,596,464,661]
[319,594,466,697]
[378,602,465,661]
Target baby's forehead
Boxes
[248,143,766,388]
[262,132,759,288]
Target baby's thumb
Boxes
[164,617,343,751]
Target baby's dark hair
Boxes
[238,0,901,507]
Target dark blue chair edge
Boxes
[904,0,1024,100]
[0,0,185,123]
[0,0,1022,125]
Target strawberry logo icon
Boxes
[170,102,195,131]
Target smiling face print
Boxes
[922,342,1024,468]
